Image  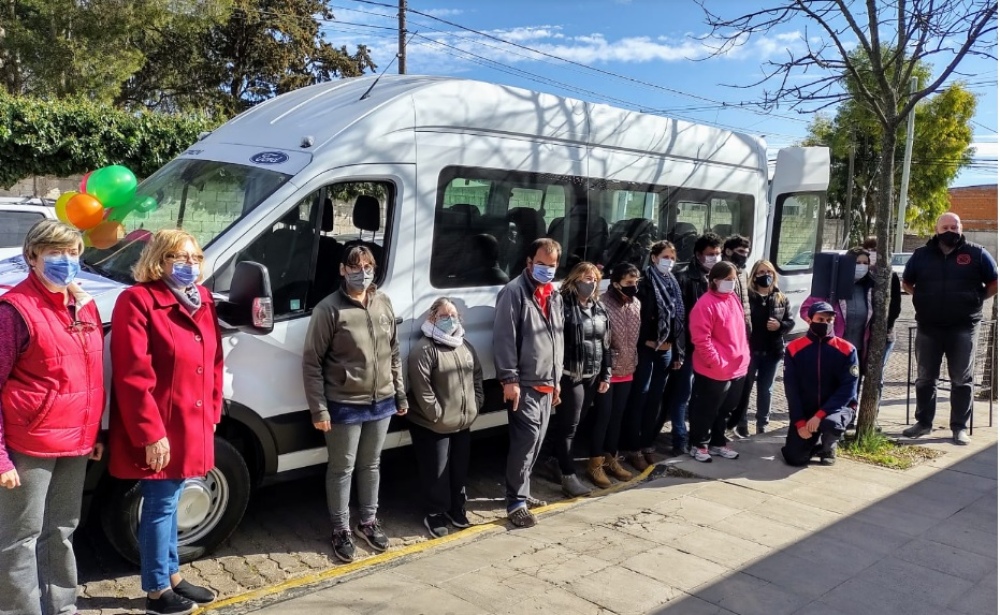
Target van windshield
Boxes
[81,159,291,283]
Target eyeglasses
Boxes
[67,320,97,334]
[166,252,205,264]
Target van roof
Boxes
[208,75,766,172]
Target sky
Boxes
[320,0,998,188]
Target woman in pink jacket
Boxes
[687,261,750,463]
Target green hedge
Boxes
[0,94,220,189]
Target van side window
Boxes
[771,192,824,273]
[212,180,395,317]
[661,189,754,264]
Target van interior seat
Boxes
[668,221,699,263]
[464,233,509,286]
[606,217,658,270]
[310,198,342,307]
[713,223,733,237]
[547,204,608,273]
[503,207,546,276]
[345,194,383,265]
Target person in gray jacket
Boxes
[302,246,408,564]
[407,297,484,539]
[494,238,565,528]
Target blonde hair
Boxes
[133,229,204,283]
[561,261,602,300]
[427,296,459,321]
[22,219,84,262]
[749,259,784,303]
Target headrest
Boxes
[281,209,301,227]
[353,195,381,233]
[448,203,481,220]
[673,222,697,236]
[322,198,334,232]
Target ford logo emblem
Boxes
[250,151,289,165]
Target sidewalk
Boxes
[202,401,999,615]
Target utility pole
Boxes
[398,0,407,74]
[843,126,855,248]
[894,77,917,253]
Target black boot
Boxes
[819,437,838,466]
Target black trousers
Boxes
[688,373,746,448]
[780,408,854,466]
[409,423,471,516]
[914,324,977,431]
[590,380,631,457]
[544,374,600,475]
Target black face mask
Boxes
[618,284,638,298]
[809,321,832,338]
[729,253,748,269]
[938,231,961,248]
[754,274,773,288]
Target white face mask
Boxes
[716,279,736,294]
[701,254,720,269]
[854,264,869,281]
[656,258,675,274]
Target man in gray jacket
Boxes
[494,238,565,528]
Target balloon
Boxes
[82,234,93,248]
[79,172,92,194]
[85,165,138,209]
[55,191,77,223]
[124,229,152,244]
[65,193,105,230]
[106,207,130,223]
[133,195,158,213]
[86,221,125,250]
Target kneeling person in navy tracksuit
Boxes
[781,301,859,467]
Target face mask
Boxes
[167,262,200,287]
[716,279,736,294]
[41,254,80,287]
[656,259,675,275]
[729,253,748,269]
[531,263,556,284]
[754,274,773,288]
[435,316,458,335]
[810,321,832,338]
[854,264,869,281]
[618,284,638,298]
[938,231,961,248]
[577,281,596,298]
[700,254,720,270]
[346,269,374,292]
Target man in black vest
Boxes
[902,212,998,445]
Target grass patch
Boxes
[841,430,943,469]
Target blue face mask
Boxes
[41,254,80,287]
[531,263,556,284]
[436,317,458,335]
[169,262,200,287]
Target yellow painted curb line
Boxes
[200,463,656,613]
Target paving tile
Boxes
[622,545,730,591]
[825,516,915,555]
[852,498,942,536]
[693,571,811,615]
[504,543,612,585]
[564,564,679,614]
[690,480,774,509]
[609,510,702,545]
[948,505,1000,536]
[437,565,553,612]
[709,510,810,549]
[780,484,873,515]
[743,551,854,598]
[948,570,998,615]
[924,519,1000,559]
[546,525,659,564]
[746,496,842,532]
[819,576,964,615]
[859,557,975,608]
[789,601,856,615]
[489,584,612,615]
[895,538,997,582]
[670,526,772,568]
[392,545,494,585]
[780,534,883,576]
[647,592,738,614]
[648,494,746,526]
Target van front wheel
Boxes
[101,438,252,566]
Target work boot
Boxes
[561,473,592,497]
[902,423,932,438]
[641,447,661,466]
[604,454,633,482]
[587,457,613,488]
[624,451,649,472]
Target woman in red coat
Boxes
[0,220,104,615]
[108,229,222,615]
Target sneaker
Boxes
[445,508,472,529]
[708,445,740,460]
[331,529,355,563]
[508,504,537,528]
[424,514,450,538]
[625,451,649,472]
[526,495,548,509]
[724,429,743,441]
[902,423,932,438]
[952,429,971,446]
[171,579,215,605]
[354,519,389,553]
[736,424,750,438]
[145,589,196,615]
[561,473,592,497]
[689,446,712,463]
[819,448,837,466]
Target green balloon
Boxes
[106,206,131,223]
[85,165,138,209]
[134,195,158,213]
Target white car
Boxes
[0,197,57,260]
[891,252,912,276]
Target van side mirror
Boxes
[217,261,273,335]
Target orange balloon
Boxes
[65,193,105,230]
[87,221,125,250]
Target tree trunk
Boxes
[855,124,898,436]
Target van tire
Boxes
[100,437,252,566]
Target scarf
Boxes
[644,264,675,345]
[165,279,203,314]
[421,319,465,348]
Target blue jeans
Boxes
[621,345,672,451]
[662,357,694,449]
[139,479,185,593]
[748,352,782,428]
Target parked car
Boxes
[891,252,912,277]
[0,197,57,260]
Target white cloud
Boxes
[971,140,998,158]
[422,8,465,18]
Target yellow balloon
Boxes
[55,191,78,223]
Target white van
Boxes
[0,75,829,563]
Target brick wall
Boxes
[949,184,998,232]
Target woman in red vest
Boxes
[0,219,104,615]
[108,229,222,615]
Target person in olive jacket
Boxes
[302,246,408,564]
[407,297,484,539]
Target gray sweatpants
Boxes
[324,417,391,531]
[506,387,552,508]
[0,451,88,615]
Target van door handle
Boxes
[395,317,403,325]
[785,289,806,294]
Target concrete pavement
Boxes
[201,401,999,615]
